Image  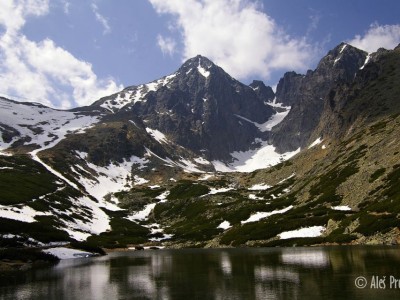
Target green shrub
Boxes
[369,168,386,183]
[167,180,210,200]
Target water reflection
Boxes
[1,246,400,299]
[280,248,329,267]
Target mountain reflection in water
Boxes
[1,246,400,300]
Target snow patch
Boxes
[208,187,234,195]
[308,137,323,149]
[331,205,352,211]
[360,53,371,70]
[178,158,204,173]
[248,194,264,200]
[144,148,204,173]
[0,98,100,152]
[241,206,293,224]
[0,204,51,223]
[134,175,150,185]
[148,185,160,189]
[75,153,148,202]
[278,173,296,184]
[198,173,214,181]
[43,247,94,259]
[146,128,169,144]
[217,221,232,230]
[58,196,111,241]
[126,203,157,221]
[340,44,347,53]
[278,226,325,239]
[248,183,271,191]
[212,141,300,173]
[197,60,210,78]
[155,191,170,201]
[194,157,211,165]
[145,223,174,242]
[235,107,290,132]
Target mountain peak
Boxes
[249,80,275,102]
[321,42,367,68]
[179,55,216,78]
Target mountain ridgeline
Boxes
[0,43,400,249]
[91,55,275,161]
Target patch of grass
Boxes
[87,217,149,248]
[356,212,399,235]
[324,233,357,244]
[220,213,329,246]
[309,163,359,206]
[0,217,70,243]
[381,165,400,203]
[0,155,59,205]
[369,168,386,183]
[369,120,388,135]
[167,180,209,200]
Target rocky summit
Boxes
[0,43,400,250]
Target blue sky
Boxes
[0,0,400,108]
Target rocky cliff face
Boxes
[312,44,400,141]
[93,55,275,161]
[271,43,368,152]
[249,80,275,103]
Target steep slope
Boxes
[271,43,368,152]
[92,55,275,161]
[312,45,400,140]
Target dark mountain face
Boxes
[313,44,400,141]
[249,80,275,103]
[271,43,368,152]
[93,55,275,161]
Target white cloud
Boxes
[157,35,176,56]
[0,0,122,108]
[61,0,71,14]
[149,0,315,80]
[348,23,400,53]
[91,3,111,35]
[0,0,49,33]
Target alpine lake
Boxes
[1,246,400,299]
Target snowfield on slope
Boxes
[0,98,100,152]
[212,142,300,173]
[213,103,298,173]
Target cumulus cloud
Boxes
[0,0,122,108]
[348,23,400,53]
[91,3,111,35]
[157,35,176,56]
[149,0,315,80]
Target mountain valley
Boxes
[1,43,400,251]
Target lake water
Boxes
[1,246,400,299]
